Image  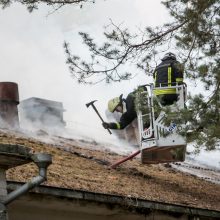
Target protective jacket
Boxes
[153,58,184,105]
[108,92,137,129]
[153,58,183,95]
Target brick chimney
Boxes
[0,82,19,129]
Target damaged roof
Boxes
[1,130,220,212]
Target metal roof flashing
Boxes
[0,144,32,169]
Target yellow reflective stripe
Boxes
[168,67,172,87]
[154,71,157,83]
[176,78,183,82]
[116,123,121,129]
[153,88,176,95]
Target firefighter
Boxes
[153,52,184,105]
[102,92,137,130]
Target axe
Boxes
[86,100,112,135]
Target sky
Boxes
[0,0,170,140]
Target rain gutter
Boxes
[7,181,220,219]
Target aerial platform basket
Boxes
[137,83,187,164]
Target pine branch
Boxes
[65,20,188,84]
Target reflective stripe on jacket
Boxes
[153,59,183,96]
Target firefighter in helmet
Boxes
[102,93,137,130]
[153,52,184,105]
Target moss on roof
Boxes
[1,130,220,211]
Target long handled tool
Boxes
[86,100,112,135]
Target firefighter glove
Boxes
[102,122,110,129]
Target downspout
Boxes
[3,153,52,205]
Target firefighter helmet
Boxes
[162,52,176,61]
[108,95,123,113]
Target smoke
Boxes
[0,1,168,155]
[15,95,138,155]
[0,116,11,130]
